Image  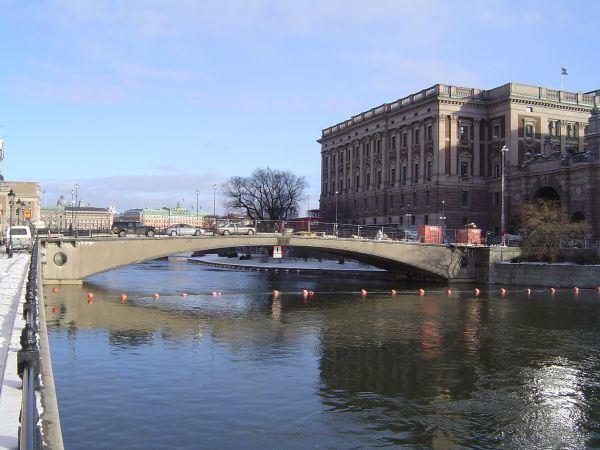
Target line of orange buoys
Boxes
[46,284,600,314]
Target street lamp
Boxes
[439,199,446,228]
[7,188,15,258]
[500,145,509,246]
[195,189,200,225]
[213,184,217,232]
[307,194,311,215]
[16,198,23,225]
[334,191,339,236]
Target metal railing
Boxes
[17,233,42,449]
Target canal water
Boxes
[45,259,600,449]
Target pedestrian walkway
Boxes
[0,253,30,449]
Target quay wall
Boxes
[490,262,600,288]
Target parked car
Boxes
[216,222,257,236]
[111,221,156,237]
[4,226,33,252]
[166,223,205,236]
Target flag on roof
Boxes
[561,67,568,76]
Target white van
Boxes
[5,226,32,252]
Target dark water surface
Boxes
[45,259,600,449]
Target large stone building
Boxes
[119,206,208,230]
[0,181,41,230]
[319,83,600,237]
[40,205,115,231]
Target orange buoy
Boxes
[473,288,481,296]
[51,287,59,294]
[446,288,452,295]
[499,288,506,296]
[120,294,128,302]
[152,293,159,299]
[360,289,367,296]
[550,287,556,294]
[86,292,94,300]
[418,288,425,296]
[573,287,579,295]
[272,290,280,297]
[390,289,397,295]
[87,298,93,304]
[51,306,58,313]
[308,291,315,297]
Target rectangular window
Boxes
[424,214,429,225]
[391,168,396,186]
[366,173,371,188]
[460,161,469,178]
[355,175,360,190]
[377,171,382,187]
[339,179,343,192]
[400,193,404,206]
[426,160,432,180]
[494,192,500,206]
[493,125,501,140]
[363,198,367,209]
[402,166,407,185]
[366,143,370,155]
[400,216,404,226]
[525,124,533,138]
[494,163,501,178]
[390,194,394,208]
[413,191,417,206]
[391,136,396,150]
[332,155,336,167]
[414,129,420,145]
[414,163,420,182]
[324,182,328,196]
[411,215,416,226]
[325,156,328,170]
[402,133,408,147]
[461,190,469,207]
[425,190,430,207]
[376,140,381,153]
[427,125,433,141]
[460,125,469,141]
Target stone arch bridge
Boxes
[40,235,488,284]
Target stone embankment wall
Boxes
[490,262,600,288]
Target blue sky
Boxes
[0,0,598,212]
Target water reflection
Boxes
[45,260,600,449]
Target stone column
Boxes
[450,116,458,176]
[436,114,446,176]
[419,121,425,182]
[474,119,481,177]
[407,126,413,184]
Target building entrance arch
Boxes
[533,186,561,204]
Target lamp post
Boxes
[500,145,509,246]
[213,184,217,232]
[7,188,15,257]
[16,199,23,225]
[195,189,200,226]
[307,194,311,215]
[334,191,339,236]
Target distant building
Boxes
[120,207,208,229]
[318,82,600,237]
[0,181,41,229]
[41,205,114,231]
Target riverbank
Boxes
[187,254,392,278]
[490,261,600,288]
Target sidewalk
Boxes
[0,253,30,450]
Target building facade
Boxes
[119,207,208,229]
[41,205,115,231]
[0,181,41,230]
[319,83,600,237]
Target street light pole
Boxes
[307,194,311,215]
[7,188,15,258]
[334,191,339,236]
[501,145,509,246]
[195,189,200,226]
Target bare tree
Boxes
[521,200,589,262]
[222,168,307,220]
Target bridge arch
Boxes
[40,235,478,284]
